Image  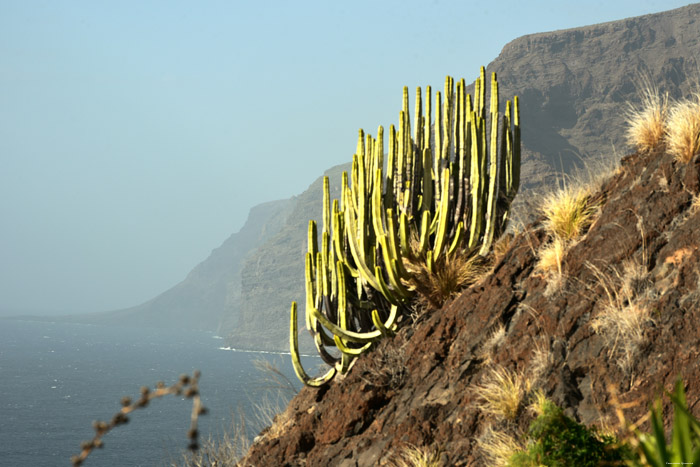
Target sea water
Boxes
[0,319,315,467]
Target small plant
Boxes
[541,184,595,243]
[625,81,668,153]
[629,380,700,466]
[474,365,530,421]
[666,93,700,163]
[389,444,442,467]
[361,344,407,389]
[405,249,490,309]
[536,236,566,277]
[508,399,630,466]
[588,261,654,374]
[478,425,523,466]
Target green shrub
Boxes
[509,400,629,466]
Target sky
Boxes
[0,0,691,316]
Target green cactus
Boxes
[290,67,521,386]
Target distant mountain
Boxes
[488,2,699,189]
[227,163,349,351]
[54,198,293,331]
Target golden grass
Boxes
[536,236,566,276]
[541,184,596,242]
[405,249,489,309]
[477,425,523,467]
[473,365,530,421]
[389,444,442,467]
[666,93,700,163]
[625,82,668,152]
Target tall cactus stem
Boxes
[290,302,336,387]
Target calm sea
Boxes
[0,319,315,467]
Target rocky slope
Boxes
[224,3,700,351]
[239,136,700,465]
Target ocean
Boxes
[0,319,315,467]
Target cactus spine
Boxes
[290,68,521,386]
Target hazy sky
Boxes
[0,0,689,315]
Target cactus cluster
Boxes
[291,67,521,386]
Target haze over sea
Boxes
[0,319,313,467]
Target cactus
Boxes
[290,67,521,386]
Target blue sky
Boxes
[0,0,689,314]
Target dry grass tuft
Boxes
[536,236,566,276]
[361,344,407,389]
[474,365,530,421]
[175,412,250,467]
[588,261,655,374]
[405,250,490,310]
[389,444,442,467]
[541,184,596,243]
[625,82,669,152]
[477,425,523,466]
[666,93,700,163]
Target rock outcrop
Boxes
[239,136,700,465]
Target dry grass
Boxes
[588,261,655,374]
[477,425,523,466]
[473,365,530,421]
[361,344,407,389]
[666,93,700,163]
[388,444,442,467]
[175,412,250,467]
[536,236,566,276]
[625,81,668,152]
[405,249,490,309]
[541,184,596,242]
[692,194,700,213]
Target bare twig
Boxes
[71,371,207,466]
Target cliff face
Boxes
[239,136,700,465]
[227,163,349,350]
[222,3,700,350]
[490,3,700,188]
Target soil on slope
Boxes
[239,145,700,466]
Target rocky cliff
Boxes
[239,126,700,466]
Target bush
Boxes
[509,400,630,466]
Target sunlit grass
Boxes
[666,93,700,163]
[474,365,530,421]
[541,185,596,242]
[625,82,668,153]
